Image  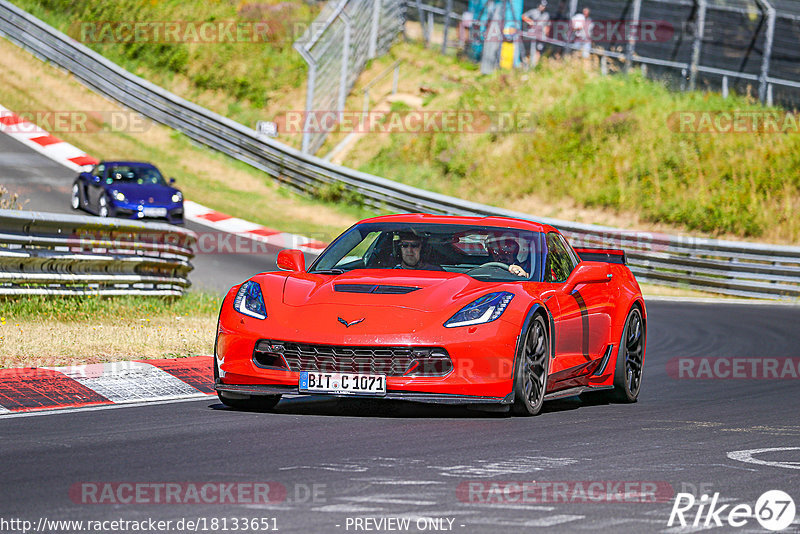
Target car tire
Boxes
[610,305,645,403]
[70,182,81,210]
[98,194,109,217]
[512,314,550,416]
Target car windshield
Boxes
[310,222,544,282]
[106,165,166,186]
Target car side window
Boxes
[545,232,576,283]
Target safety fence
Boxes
[0,209,195,296]
[1,0,799,299]
[294,0,405,154]
[407,0,800,108]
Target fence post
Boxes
[369,0,380,59]
[722,75,728,98]
[339,13,351,117]
[625,0,642,73]
[441,0,453,54]
[301,61,316,154]
[569,0,578,18]
[756,0,776,103]
[689,0,706,91]
[415,0,427,47]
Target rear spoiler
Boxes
[574,247,627,265]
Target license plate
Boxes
[143,207,167,217]
[299,372,386,396]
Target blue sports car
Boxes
[71,161,184,225]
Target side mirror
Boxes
[169,177,176,184]
[277,249,306,272]
[562,262,612,294]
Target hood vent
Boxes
[334,284,420,295]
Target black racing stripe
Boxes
[571,291,591,361]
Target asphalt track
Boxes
[0,132,282,294]
[1,301,799,533]
[4,132,800,533]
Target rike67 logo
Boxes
[668,490,796,531]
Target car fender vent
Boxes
[334,284,420,294]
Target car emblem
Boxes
[338,317,365,328]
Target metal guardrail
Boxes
[1,1,799,300]
[0,209,195,295]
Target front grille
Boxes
[257,340,449,377]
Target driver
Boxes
[395,231,442,271]
[487,235,529,278]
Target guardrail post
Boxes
[392,63,399,94]
[441,0,453,54]
[756,0,776,103]
[426,12,434,46]
[625,0,642,73]
[689,0,706,91]
[722,75,728,98]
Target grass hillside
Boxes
[350,55,800,243]
[8,0,800,243]
[11,0,316,130]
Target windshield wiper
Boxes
[311,268,345,275]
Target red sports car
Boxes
[214,214,646,415]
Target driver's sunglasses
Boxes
[399,241,421,249]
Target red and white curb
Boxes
[183,201,328,254]
[0,356,215,414]
[0,104,98,172]
[0,102,329,254]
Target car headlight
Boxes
[112,190,126,202]
[233,281,267,320]
[444,292,514,328]
[171,192,183,203]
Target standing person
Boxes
[571,6,592,58]
[522,1,551,66]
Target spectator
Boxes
[522,1,551,66]
[571,6,592,58]
[487,235,529,277]
[395,231,442,271]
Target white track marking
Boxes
[727,447,800,470]
[0,395,210,419]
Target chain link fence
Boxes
[293,0,405,155]
[407,0,800,108]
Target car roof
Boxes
[99,161,157,168]
[353,213,557,234]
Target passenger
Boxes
[487,235,529,277]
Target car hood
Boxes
[280,270,504,313]
[106,183,179,204]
